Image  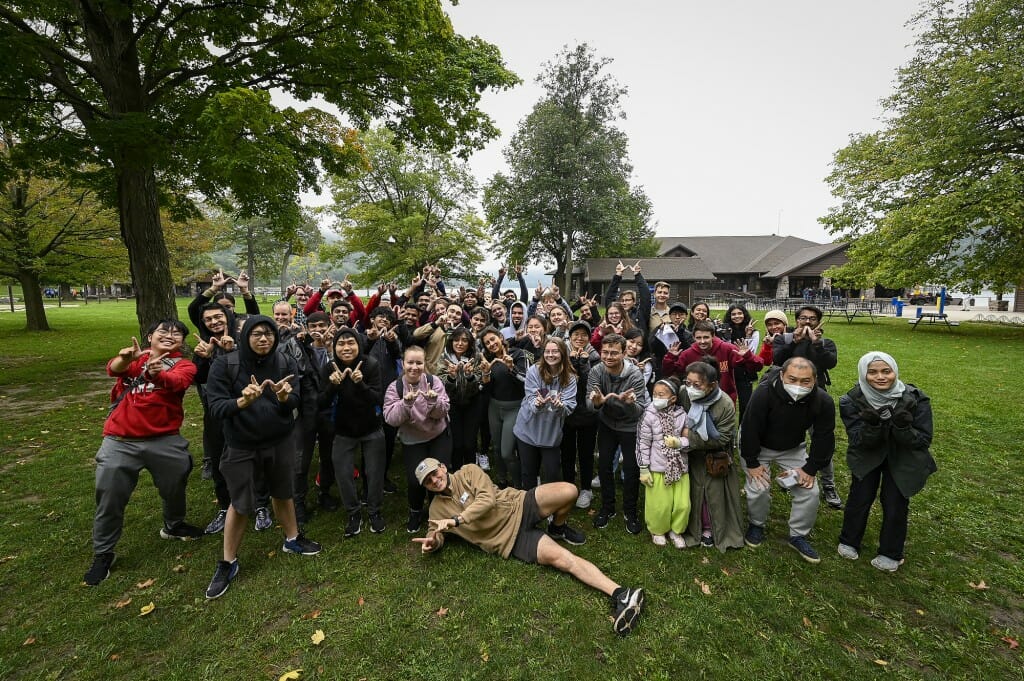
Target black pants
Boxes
[401,430,452,511]
[201,407,230,510]
[736,378,753,421]
[449,398,482,471]
[597,422,640,518]
[295,409,336,504]
[517,439,561,489]
[560,420,596,490]
[839,462,910,560]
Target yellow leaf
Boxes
[915,609,925,615]
[172,564,187,573]
[311,629,325,645]
[267,550,276,558]
[278,670,303,681]
[968,580,990,590]
[23,636,36,646]
[874,659,888,666]
[114,597,132,609]
[135,578,156,589]
[139,602,155,616]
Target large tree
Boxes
[0,1,517,332]
[822,0,1024,302]
[483,44,657,294]
[325,127,490,287]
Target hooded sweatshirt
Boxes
[586,359,649,432]
[206,315,300,449]
[318,328,383,438]
[502,301,528,341]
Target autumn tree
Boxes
[0,1,517,332]
[822,0,1024,305]
[325,127,490,287]
[483,44,657,293]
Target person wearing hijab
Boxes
[837,352,936,572]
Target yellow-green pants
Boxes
[644,472,691,536]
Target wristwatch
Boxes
[452,516,461,527]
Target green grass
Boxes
[1,302,1022,680]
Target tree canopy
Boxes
[483,44,658,294]
[822,0,1024,295]
[325,127,490,287]
[0,0,517,331]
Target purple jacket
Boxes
[636,404,689,474]
[383,374,450,444]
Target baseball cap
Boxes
[415,458,442,485]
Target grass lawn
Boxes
[1,301,1021,680]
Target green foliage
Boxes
[823,0,1024,294]
[483,44,658,292]
[325,127,490,287]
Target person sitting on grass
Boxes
[412,457,646,636]
[84,320,204,586]
[203,316,322,599]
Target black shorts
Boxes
[221,440,295,515]
[510,489,545,564]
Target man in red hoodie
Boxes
[84,319,204,586]
[662,320,763,402]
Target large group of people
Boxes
[83,261,936,636]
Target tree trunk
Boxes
[17,270,49,331]
[117,163,178,335]
[563,236,574,298]
[1014,282,1024,313]
[279,246,294,293]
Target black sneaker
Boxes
[547,523,586,546]
[744,524,765,548]
[84,552,115,586]
[283,533,322,555]
[205,559,239,599]
[593,511,616,529]
[700,534,714,548]
[205,509,227,534]
[382,478,398,495]
[789,535,821,564]
[160,522,204,541]
[318,491,340,512]
[406,509,424,533]
[610,587,645,636]
[369,513,386,534]
[201,457,214,481]
[345,513,362,537]
[624,515,642,535]
[822,485,844,510]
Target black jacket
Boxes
[319,335,383,438]
[741,375,835,475]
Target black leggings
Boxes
[560,420,596,490]
[517,439,561,489]
[401,430,452,511]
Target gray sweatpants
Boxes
[92,434,192,555]
[744,444,820,538]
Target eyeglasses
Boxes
[797,316,818,322]
[250,331,275,339]
[157,330,185,338]
[683,381,706,389]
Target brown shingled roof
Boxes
[585,258,715,281]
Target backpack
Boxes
[395,373,434,398]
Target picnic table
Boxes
[908,312,960,331]
[825,303,878,324]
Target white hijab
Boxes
[857,351,906,409]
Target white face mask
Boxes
[685,386,705,401]
[652,397,670,410]
[784,384,812,400]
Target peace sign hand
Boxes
[146,352,168,375]
[268,375,294,402]
[329,362,347,385]
[403,386,420,402]
[350,361,364,384]
[119,337,144,361]
[211,270,229,290]
[240,375,264,407]
[211,334,235,352]
[193,333,212,358]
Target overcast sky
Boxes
[442,0,923,245]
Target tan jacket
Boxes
[427,464,525,558]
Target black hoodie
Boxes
[192,302,238,388]
[318,328,383,438]
[206,315,300,448]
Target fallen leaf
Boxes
[915,609,925,615]
[969,580,990,590]
[802,616,813,628]
[357,596,365,607]
[693,578,711,595]
[267,550,276,558]
[302,609,322,620]
[721,567,735,576]
[23,636,36,646]
[278,670,303,681]
[436,606,449,617]
[40,430,50,434]
[874,659,888,666]
[841,643,857,654]
[135,578,156,589]
[700,556,710,565]
[109,654,120,661]
[1001,636,1019,650]
[0,555,16,564]
[139,602,155,616]
[114,597,132,609]
[172,564,187,573]
[311,629,325,645]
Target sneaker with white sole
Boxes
[591,475,601,489]
[651,534,667,546]
[476,453,490,471]
[159,522,204,540]
[838,543,859,560]
[205,559,239,599]
[788,535,821,564]
[575,489,593,509]
[205,509,227,534]
[547,523,586,546]
[610,587,645,636]
[282,533,322,555]
[822,484,844,510]
[345,513,362,538]
[84,552,115,586]
[871,555,904,572]
[667,531,686,549]
[254,507,272,531]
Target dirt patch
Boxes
[2,371,112,421]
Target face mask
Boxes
[685,386,705,401]
[784,384,812,400]
[652,397,670,410]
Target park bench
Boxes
[908,312,960,331]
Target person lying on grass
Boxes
[412,458,646,636]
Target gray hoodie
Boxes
[586,359,648,432]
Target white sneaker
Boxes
[838,543,859,560]
[575,489,593,509]
[871,555,904,572]
[667,531,686,549]
[591,476,601,489]
[651,534,667,546]
[476,453,490,471]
